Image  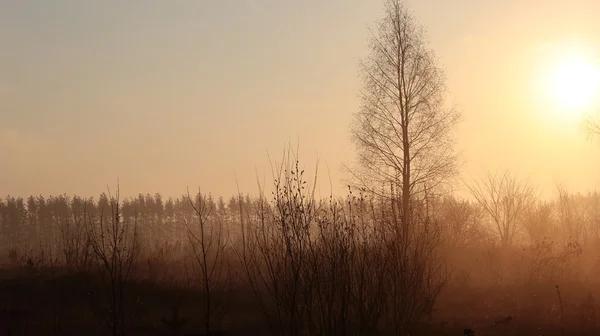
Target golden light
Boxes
[549,54,600,111]
[532,44,600,127]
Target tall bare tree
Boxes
[350,0,460,229]
[87,187,140,336]
[185,189,230,335]
[467,170,535,246]
[349,1,457,332]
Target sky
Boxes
[2,0,600,200]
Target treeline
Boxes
[0,192,256,258]
[2,185,600,262]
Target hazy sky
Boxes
[2,0,600,199]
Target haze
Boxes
[2,0,600,199]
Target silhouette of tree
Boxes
[26,196,39,246]
[185,189,230,335]
[3,196,27,251]
[555,185,588,243]
[164,197,175,241]
[349,0,460,230]
[522,200,556,245]
[468,170,535,246]
[217,196,226,218]
[349,1,456,332]
[436,196,485,248]
[227,196,238,217]
[88,187,139,336]
[98,193,110,217]
[153,193,164,239]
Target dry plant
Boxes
[236,145,446,335]
[305,189,388,335]
[238,151,317,336]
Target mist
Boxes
[2,0,600,335]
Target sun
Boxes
[532,44,600,126]
[549,54,600,112]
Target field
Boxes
[1,175,599,336]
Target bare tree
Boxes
[467,170,535,246]
[350,0,461,229]
[555,184,587,243]
[87,187,140,336]
[348,2,456,332]
[436,196,486,248]
[184,188,231,335]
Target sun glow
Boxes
[533,44,600,125]
[550,55,600,111]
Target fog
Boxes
[2,0,600,335]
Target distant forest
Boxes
[0,191,256,256]
[1,186,600,264]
